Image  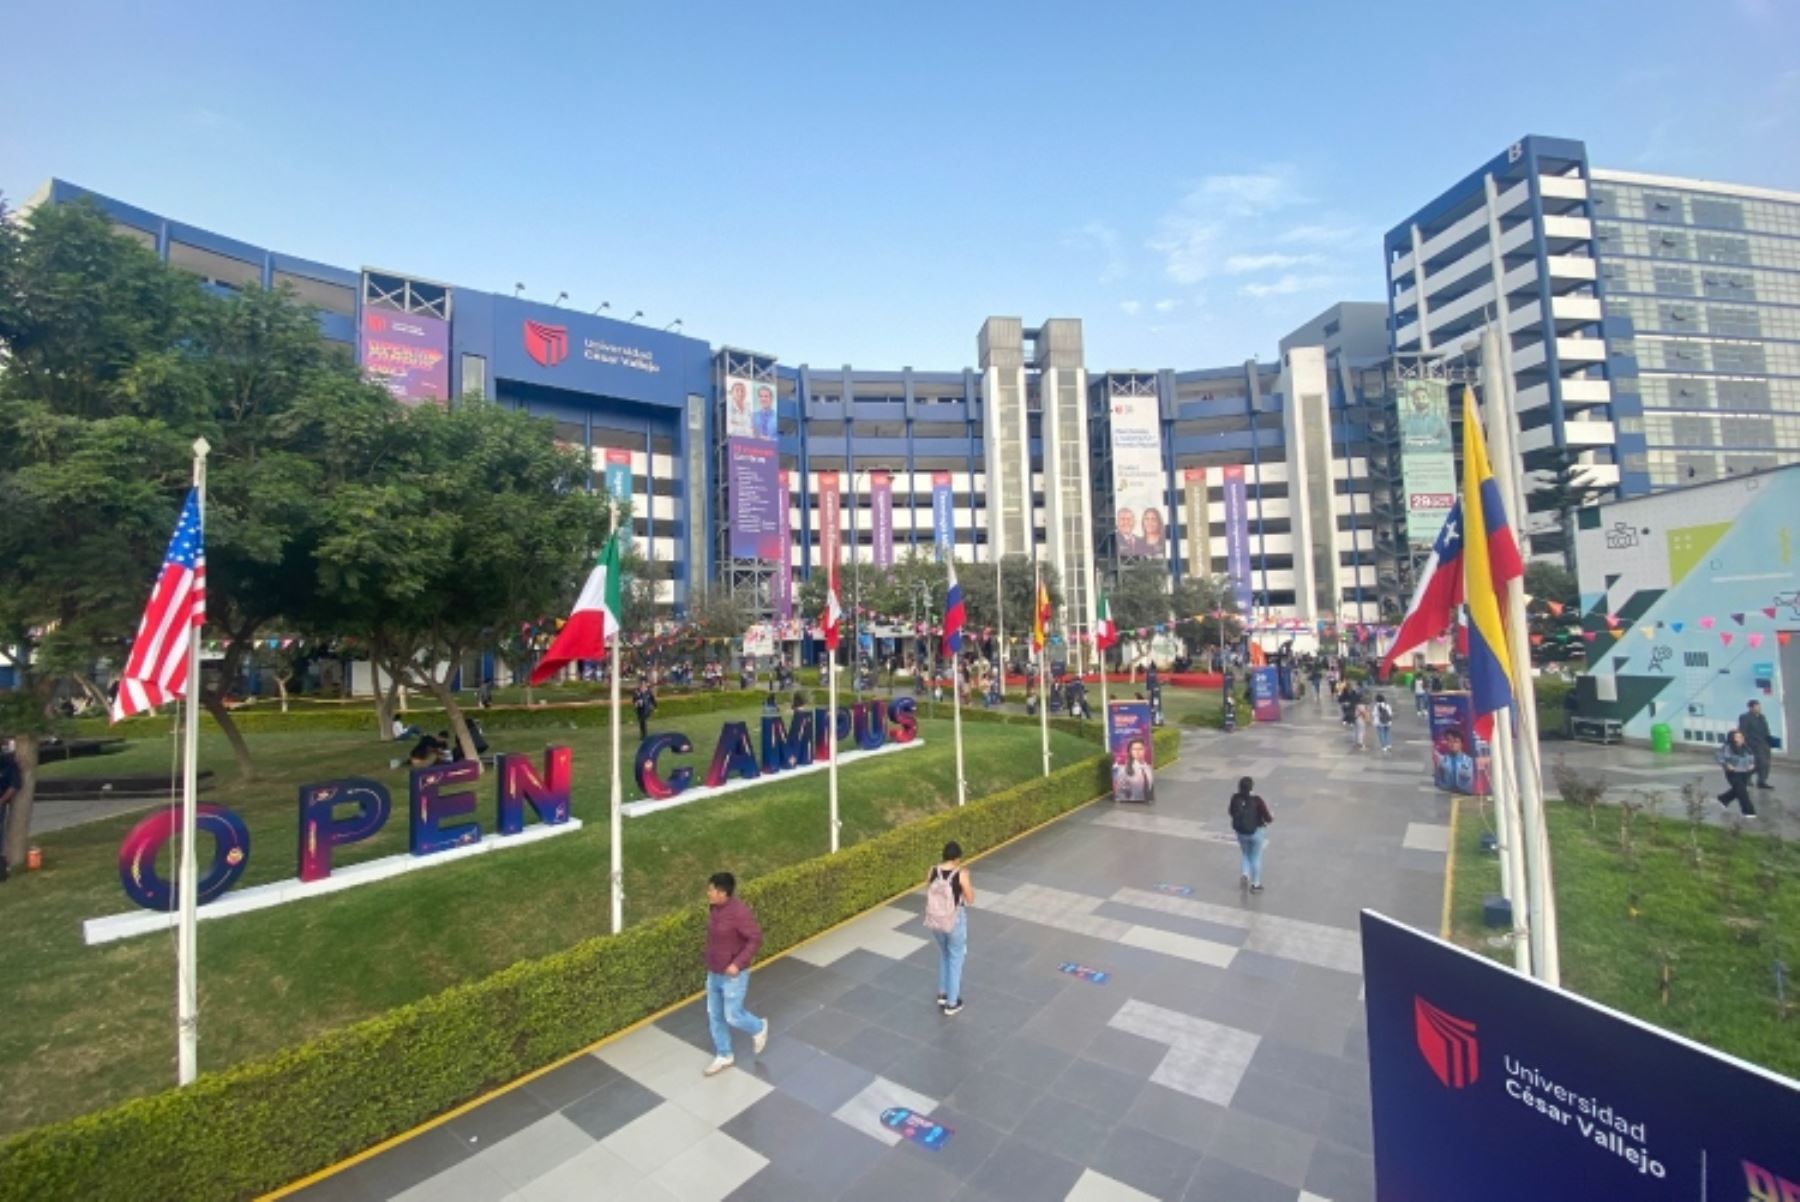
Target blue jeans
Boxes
[705,970,764,1058]
[1236,828,1268,887]
[1377,724,1392,751]
[932,908,968,1003]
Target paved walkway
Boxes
[286,698,1452,1202]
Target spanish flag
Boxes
[1033,573,1052,650]
[1460,388,1524,731]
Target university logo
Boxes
[1414,996,1479,1089]
[524,320,569,367]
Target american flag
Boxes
[112,489,205,722]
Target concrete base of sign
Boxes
[83,818,584,946]
[621,738,926,818]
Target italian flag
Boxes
[1094,590,1117,650]
[530,533,624,685]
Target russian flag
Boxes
[943,561,965,656]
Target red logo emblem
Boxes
[1414,996,1479,1089]
[524,320,568,367]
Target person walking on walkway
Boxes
[702,872,768,1075]
[1229,776,1273,892]
[1738,700,1774,790]
[1716,732,1759,818]
[923,842,974,1014]
[1374,693,1395,754]
[1352,690,1370,752]
[1413,672,1427,716]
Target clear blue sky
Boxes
[4,0,1797,371]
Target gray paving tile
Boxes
[1201,1108,1315,1189]
[1012,1093,1118,1165]
[1244,1039,1349,1092]
[910,1103,1007,1182]
[1318,1093,1375,1155]
[1227,1070,1336,1138]
[831,980,915,1025]
[977,1034,1077,1092]
[1053,1059,1146,1119]
[1305,1138,1376,1202]
[1181,1155,1300,1202]
[722,1165,832,1202]
[787,1005,869,1053]
[845,1148,964,1202]
[1121,1083,1227,1154]
[834,1021,925,1077]
[962,1135,1085,1202]
[882,1042,984,1100]
[730,1088,887,1194]
[350,1127,478,1199]
[445,1085,553,1149]
[773,1047,876,1115]
[1078,1026,1169,1077]
[944,1071,1044,1134]
[1088,1123,1205,1202]
[741,1029,822,1088]
[561,1074,664,1142]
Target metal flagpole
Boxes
[1480,325,1558,984]
[951,647,967,807]
[1037,561,1050,777]
[1097,641,1110,752]
[995,556,1006,698]
[828,615,841,851]
[1490,703,1533,975]
[177,436,210,1086]
[609,610,624,935]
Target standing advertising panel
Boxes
[1183,467,1210,578]
[1362,911,1800,1201]
[602,448,633,505]
[1106,701,1155,803]
[727,440,781,561]
[359,309,449,406]
[773,470,793,619]
[1249,666,1281,722]
[723,376,778,441]
[818,472,841,577]
[871,471,894,567]
[931,472,955,561]
[1108,392,1168,559]
[1428,692,1490,795]
[1398,378,1457,544]
[1221,466,1254,614]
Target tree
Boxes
[1110,560,1174,635]
[1529,448,1608,574]
[0,199,208,867]
[684,586,756,642]
[1524,561,1578,608]
[313,401,612,763]
[1171,573,1243,654]
[955,554,1061,658]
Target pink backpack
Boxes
[924,865,959,933]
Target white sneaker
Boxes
[704,1055,734,1076]
[752,1023,769,1056]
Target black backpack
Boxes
[1230,793,1263,835]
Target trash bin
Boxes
[1650,722,1673,754]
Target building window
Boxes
[460,354,487,401]
[167,240,261,291]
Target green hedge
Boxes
[0,729,1178,1202]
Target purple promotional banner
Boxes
[1106,701,1155,803]
[1249,667,1281,722]
[931,472,954,561]
[728,438,781,561]
[1363,911,1800,1201]
[774,470,793,618]
[359,310,449,406]
[1428,692,1490,796]
[1221,465,1254,615]
[871,471,894,567]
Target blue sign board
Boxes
[1362,911,1800,1201]
[1249,666,1281,722]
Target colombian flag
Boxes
[1460,388,1524,732]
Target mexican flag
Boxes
[1094,590,1117,650]
[530,533,624,685]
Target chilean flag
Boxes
[943,562,966,656]
[1381,500,1465,677]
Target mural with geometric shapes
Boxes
[1573,466,1798,753]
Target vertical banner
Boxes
[1399,378,1457,544]
[931,472,954,561]
[1106,701,1155,803]
[359,309,449,407]
[1362,911,1800,1201]
[1428,692,1490,795]
[818,471,841,578]
[1249,666,1281,722]
[603,448,633,505]
[1221,465,1254,614]
[871,470,894,567]
[1108,390,1168,559]
[727,439,781,561]
[1183,467,1210,578]
[725,377,778,441]
[773,469,793,619]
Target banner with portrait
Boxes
[1107,701,1155,803]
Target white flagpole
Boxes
[951,641,967,807]
[1037,562,1051,778]
[1097,638,1110,752]
[177,436,210,1087]
[828,615,841,851]
[609,611,623,935]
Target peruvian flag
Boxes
[1094,590,1117,651]
[823,565,844,651]
[1381,501,1464,677]
[943,561,966,656]
[530,533,624,685]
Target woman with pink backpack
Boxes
[923,841,975,1015]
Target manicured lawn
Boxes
[1448,794,1800,1080]
[2,705,1095,1137]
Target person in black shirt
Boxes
[0,745,20,882]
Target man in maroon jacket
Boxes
[703,871,768,1075]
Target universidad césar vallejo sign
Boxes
[84,699,921,945]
